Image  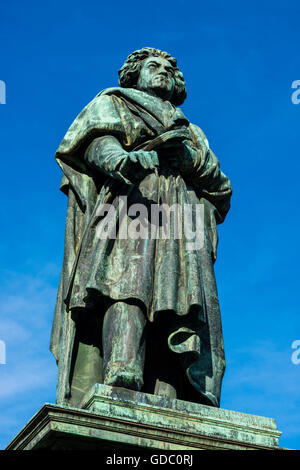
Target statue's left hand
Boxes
[159,141,197,174]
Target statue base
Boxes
[6,384,282,450]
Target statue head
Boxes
[118,47,187,106]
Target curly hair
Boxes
[118,47,187,106]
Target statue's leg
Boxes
[102,301,146,391]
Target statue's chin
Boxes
[149,86,172,102]
[136,83,172,102]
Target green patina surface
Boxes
[50,47,232,411]
[6,385,282,450]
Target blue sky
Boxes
[0,0,300,450]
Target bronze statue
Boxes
[50,47,232,408]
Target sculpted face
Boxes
[136,56,175,102]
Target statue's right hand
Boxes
[119,150,159,183]
[128,150,159,171]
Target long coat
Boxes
[50,87,232,407]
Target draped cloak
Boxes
[50,87,232,407]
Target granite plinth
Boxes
[6,384,282,450]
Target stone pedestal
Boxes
[6,384,282,450]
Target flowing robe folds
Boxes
[50,87,232,407]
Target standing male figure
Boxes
[50,47,232,408]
